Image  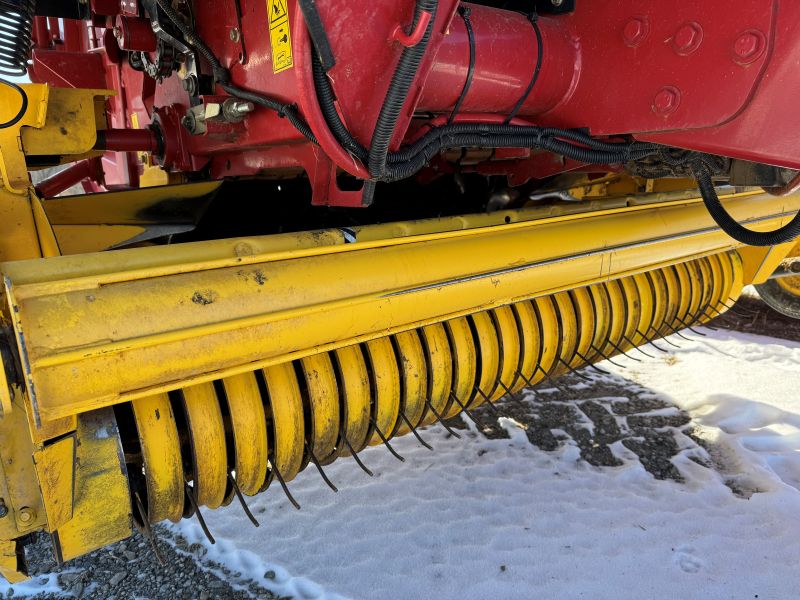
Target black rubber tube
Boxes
[692,159,800,247]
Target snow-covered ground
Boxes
[5,327,800,599]
[169,328,800,600]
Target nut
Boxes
[0,499,8,518]
[18,507,34,524]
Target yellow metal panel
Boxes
[511,301,539,392]
[32,434,75,531]
[419,324,452,424]
[552,292,578,377]
[5,191,800,424]
[489,306,520,401]
[262,362,304,482]
[531,296,560,383]
[469,311,500,407]
[222,372,268,496]
[392,330,428,432]
[0,540,26,584]
[364,337,400,446]
[299,354,340,462]
[442,318,475,418]
[54,409,132,562]
[132,394,184,524]
[332,346,371,456]
[181,382,227,509]
[569,288,595,368]
[0,84,48,194]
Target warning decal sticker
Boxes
[268,0,293,74]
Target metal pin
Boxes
[270,463,301,510]
[369,417,405,462]
[133,491,165,565]
[533,364,568,394]
[227,472,260,526]
[556,356,592,380]
[398,410,433,450]
[449,391,480,424]
[184,483,216,544]
[472,386,502,415]
[574,350,610,375]
[647,325,680,348]
[589,344,627,368]
[425,398,462,438]
[634,329,668,353]
[304,441,338,492]
[606,338,642,362]
[341,435,374,477]
[676,311,709,336]
[622,334,655,358]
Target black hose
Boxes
[691,158,800,247]
[504,11,542,123]
[448,5,475,125]
[0,77,27,129]
[367,0,439,181]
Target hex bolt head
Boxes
[672,22,703,55]
[623,18,649,47]
[229,28,241,43]
[733,30,765,64]
[652,86,681,116]
[0,499,7,518]
[18,507,34,524]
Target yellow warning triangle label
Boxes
[268,0,288,25]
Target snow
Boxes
[171,328,800,600]
[5,328,800,599]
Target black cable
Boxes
[367,0,439,181]
[447,5,475,125]
[0,77,27,129]
[691,157,800,247]
[504,11,543,123]
[298,0,336,72]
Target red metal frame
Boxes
[26,0,798,206]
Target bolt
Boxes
[623,17,648,47]
[231,101,254,115]
[733,31,764,63]
[229,28,241,43]
[652,86,681,116]
[181,113,196,134]
[0,499,7,518]
[18,507,34,524]
[222,98,255,122]
[672,23,703,55]
[182,74,198,96]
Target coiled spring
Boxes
[0,0,36,76]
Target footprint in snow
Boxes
[673,546,705,574]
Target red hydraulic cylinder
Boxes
[417,4,576,117]
[34,158,103,198]
[94,128,160,153]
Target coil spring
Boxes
[0,0,35,77]
[116,252,742,527]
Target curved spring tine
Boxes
[271,463,301,510]
[533,364,568,393]
[497,379,530,409]
[473,385,502,415]
[622,334,656,359]
[304,441,338,492]
[589,344,627,369]
[721,300,757,318]
[648,325,680,348]
[557,357,592,380]
[341,435,374,477]
[676,311,709,336]
[184,483,216,544]
[398,410,433,450]
[515,369,534,387]
[227,472,261,526]
[634,329,668,353]
[449,391,479,424]
[369,417,405,462]
[574,350,610,374]
[606,338,642,363]
[425,398,462,439]
[133,491,165,565]
[660,319,694,342]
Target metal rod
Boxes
[574,350,610,374]
[425,397,462,438]
[634,329,668,353]
[449,391,479,424]
[622,334,656,358]
[606,338,642,362]
[647,325,680,348]
[271,464,301,510]
[472,385,502,415]
[557,356,592,380]
[305,441,339,492]
[589,344,627,369]
[533,364,568,393]
[184,484,216,544]
[341,435,374,477]
[399,410,434,450]
[133,492,165,565]
[227,473,260,526]
[369,417,405,462]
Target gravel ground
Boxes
[10,291,796,599]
